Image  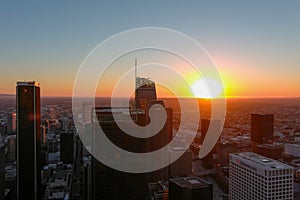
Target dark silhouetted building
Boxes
[91,107,147,200]
[40,125,46,145]
[256,143,283,160]
[200,119,210,145]
[169,148,192,177]
[16,81,41,200]
[148,180,169,200]
[200,119,221,162]
[135,77,157,110]
[60,132,74,164]
[169,176,213,200]
[6,135,16,163]
[251,114,274,153]
[89,71,174,199]
[0,143,5,200]
[216,141,238,166]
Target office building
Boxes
[229,152,293,200]
[62,117,69,132]
[89,65,174,199]
[0,143,5,200]
[6,135,16,163]
[169,176,213,200]
[40,125,46,145]
[0,123,6,136]
[256,143,283,160]
[16,81,42,200]
[200,119,210,145]
[91,107,147,200]
[251,114,274,152]
[216,141,238,166]
[60,132,74,164]
[168,147,192,177]
[148,180,169,200]
[135,77,157,110]
[7,112,16,134]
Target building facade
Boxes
[229,152,293,200]
[0,143,5,200]
[16,81,41,200]
[169,176,213,200]
[251,114,274,152]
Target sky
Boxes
[0,1,300,98]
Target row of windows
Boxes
[229,161,293,200]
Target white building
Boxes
[229,152,293,200]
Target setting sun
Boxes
[191,78,224,99]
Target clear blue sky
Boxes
[0,1,299,97]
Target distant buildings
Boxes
[148,176,213,200]
[251,114,274,153]
[44,164,72,200]
[229,152,293,200]
[16,81,42,200]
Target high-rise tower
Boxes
[229,152,293,200]
[16,81,41,200]
[134,59,157,110]
[251,114,274,152]
[0,143,5,200]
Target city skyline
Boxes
[0,1,300,98]
[1,1,300,200]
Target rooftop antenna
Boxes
[135,58,138,109]
[135,58,138,90]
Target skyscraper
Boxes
[134,59,157,110]
[229,152,293,200]
[7,112,16,134]
[16,81,41,200]
[135,77,157,110]
[0,143,5,200]
[251,114,274,152]
[60,132,74,164]
[91,107,147,200]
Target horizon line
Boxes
[1,93,300,99]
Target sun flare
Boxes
[191,78,224,99]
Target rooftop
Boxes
[169,176,211,189]
[17,81,40,87]
[231,152,293,170]
[257,143,283,150]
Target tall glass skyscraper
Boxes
[16,81,41,200]
[135,77,157,110]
